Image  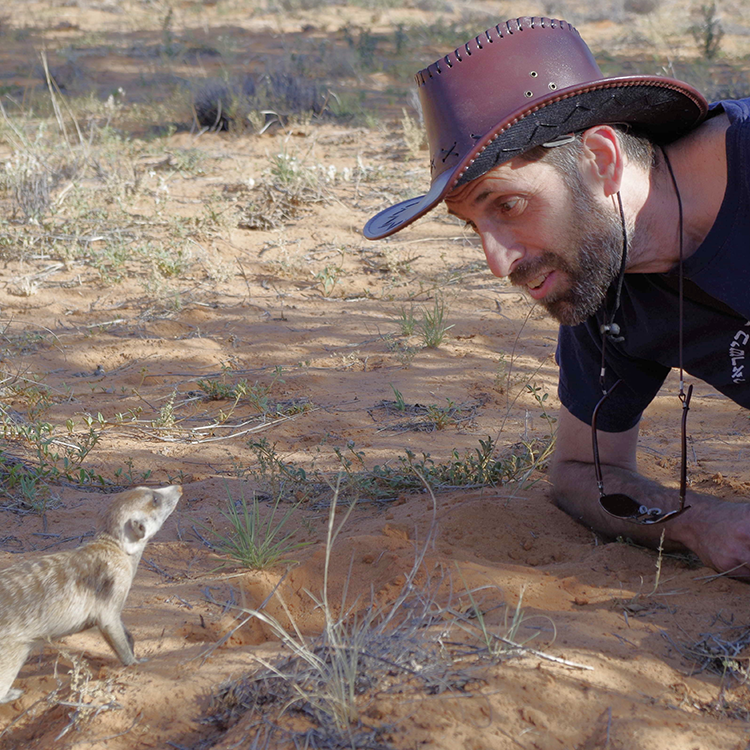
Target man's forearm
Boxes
[550,459,698,551]
[552,459,750,577]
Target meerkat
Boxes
[0,484,182,705]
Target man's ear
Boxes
[579,125,623,198]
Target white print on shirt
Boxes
[729,321,750,384]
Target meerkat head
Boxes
[102,485,182,555]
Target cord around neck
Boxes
[598,148,687,399]
[598,191,629,391]
[660,145,686,396]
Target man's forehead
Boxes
[445,158,546,207]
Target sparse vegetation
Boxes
[690,2,724,60]
[397,304,417,336]
[238,147,329,230]
[457,583,553,658]
[0,378,107,511]
[202,484,454,744]
[418,294,453,348]
[401,107,424,159]
[206,483,310,570]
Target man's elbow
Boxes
[548,456,593,518]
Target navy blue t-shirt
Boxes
[557,97,750,432]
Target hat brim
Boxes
[363,168,454,240]
[364,77,707,240]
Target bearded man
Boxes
[364,16,750,577]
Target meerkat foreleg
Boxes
[98,614,138,666]
[0,642,32,704]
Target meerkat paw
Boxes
[0,688,23,704]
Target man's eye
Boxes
[496,197,522,215]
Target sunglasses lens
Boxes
[600,493,691,524]
[599,493,648,519]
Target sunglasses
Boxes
[591,378,693,525]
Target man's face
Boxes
[445,157,624,326]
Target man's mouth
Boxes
[527,272,549,291]
[524,270,556,300]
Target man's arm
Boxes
[550,405,750,577]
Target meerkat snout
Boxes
[0,484,182,706]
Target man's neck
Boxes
[626,113,729,274]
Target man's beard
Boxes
[509,187,626,326]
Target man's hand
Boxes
[671,494,750,577]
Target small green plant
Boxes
[419,295,453,348]
[153,389,178,432]
[424,398,458,431]
[526,383,558,437]
[397,304,417,336]
[152,245,191,278]
[0,408,105,503]
[386,339,419,368]
[435,437,508,486]
[330,437,513,500]
[314,265,340,297]
[197,378,237,401]
[1,465,51,514]
[389,384,406,411]
[114,457,152,486]
[246,438,316,503]
[690,2,724,60]
[197,368,284,421]
[209,484,310,570]
[269,150,301,187]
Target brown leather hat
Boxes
[364,16,708,240]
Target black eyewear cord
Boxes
[593,146,692,526]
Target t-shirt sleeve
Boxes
[556,320,671,432]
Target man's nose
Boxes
[480,231,524,278]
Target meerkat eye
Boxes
[152,495,161,507]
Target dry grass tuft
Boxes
[679,626,750,681]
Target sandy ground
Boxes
[1,1,750,749]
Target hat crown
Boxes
[417,17,601,181]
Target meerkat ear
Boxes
[121,518,148,553]
[129,519,147,539]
